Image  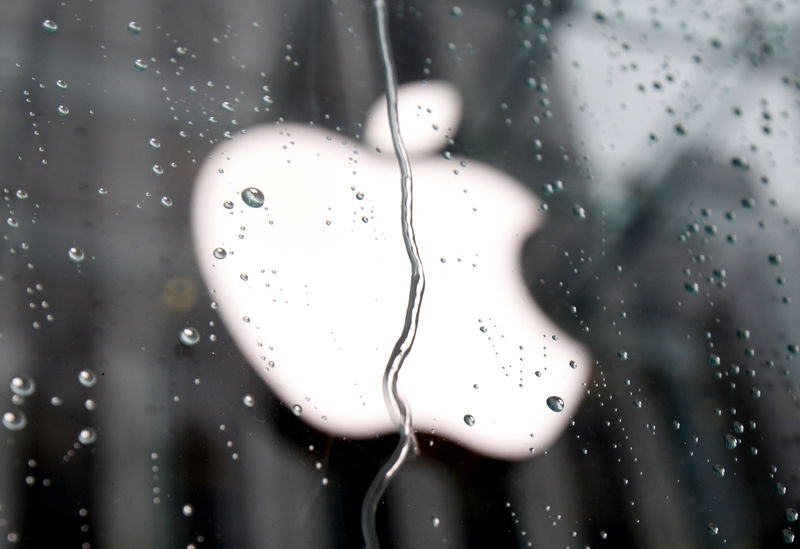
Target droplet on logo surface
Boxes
[179,327,200,346]
[212,247,227,259]
[291,404,303,416]
[241,187,265,208]
[463,414,475,426]
[546,396,565,412]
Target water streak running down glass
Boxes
[361,1,425,547]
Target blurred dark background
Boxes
[1,0,799,547]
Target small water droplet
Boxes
[768,253,782,266]
[783,528,794,543]
[546,396,565,412]
[57,104,70,116]
[569,360,578,369]
[134,58,149,71]
[160,196,173,208]
[127,21,142,33]
[6,217,19,228]
[786,508,798,522]
[182,504,194,517]
[2,411,27,431]
[78,427,97,445]
[220,101,235,113]
[724,434,738,449]
[241,187,265,208]
[68,247,85,263]
[712,464,725,478]
[41,19,58,34]
[572,204,587,220]
[463,414,475,426]
[708,354,721,366]
[731,156,750,170]
[243,395,254,407]
[291,404,303,416]
[685,282,699,294]
[176,46,188,56]
[355,191,364,200]
[223,200,234,210]
[152,164,164,176]
[56,79,68,89]
[212,247,227,259]
[10,376,35,397]
[148,137,161,150]
[78,369,97,387]
[432,516,441,528]
[179,327,200,346]
[707,523,719,536]
[617,350,629,361]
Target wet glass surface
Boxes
[1,1,799,547]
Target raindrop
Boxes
[432,516,441,528]
[41,19,58,34]
[16,189,29,199]
[127,21,142,33]
[10,376,35,397]
[212,247,227,259]
[179,327,200,346]
[569,360,578,369]
[241,187,265,208]
[768,253,782,266]
[617,350,629,361]
[724,434,738,449]
[787,508,798,522]
[355,191,364,200]
[78,369,97,387]
[148,137,161,150]
[160,196,173,208]
[6,217,19,228]
[134,58,148,71]
[181,504,194,517]
[56,79,68,89]
[450,6,463,17]
[223,200,234,209]
[78,427,97,445]
[707,523,719,536]
[730,156,750,170]
[712,464,725,478]
[57,105,70,116]
[546,396,565,412]
[572,204,587,220]
[708,354,721,366]
[152,164,164,176]
[783,529,795,544]
[176,46,188,56]
[242,395,254,407]
[68,247,85,263]
[2,411,27,431]
[220,101,235,113]
[291,404,303,416]
[463,414,476,426]
[685,282,699,294]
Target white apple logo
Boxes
[191,80,590,460]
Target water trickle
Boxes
[361,2,425,548]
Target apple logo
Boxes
[191,80,590,460]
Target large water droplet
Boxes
[463,414,475,426]
[546,396,565,412]
[41,19,58,34]
[78,369,97,387]
[212,247,227,259]
[2,411,27,431]
[10,376,35,397]
[78,427,97,445]
[291,404,303,416]
[241,187,265,208]
[179,327,200,346]
[68,247,85,263]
